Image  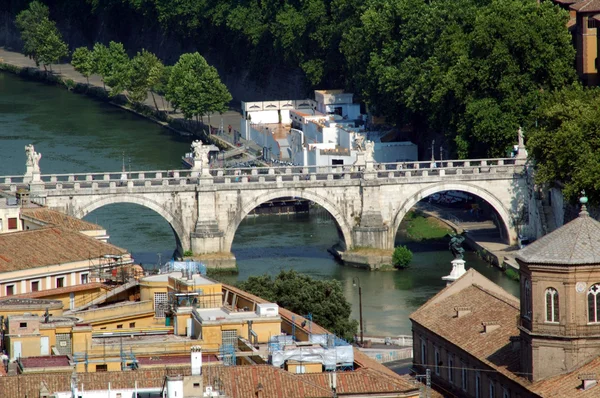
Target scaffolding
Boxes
[219,344,236,366]
[89,254,131,284]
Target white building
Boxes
[241,90,417,167]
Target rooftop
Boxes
[0,297,63,309]
[516,206,600,265]
[7,282,108,299]
[530,356,600,396]
[571,0,600,12]
[21,207,104,231]
[0,227,128,273]
[142,271,216,286]
[410,269,528,387]
[19,355,71,369]
[136,354,219,366]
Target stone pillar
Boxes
[442,259,467,285]
[190,186,224,254]
[352,181,391,250]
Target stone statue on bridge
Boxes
[448,233,465,260]
[365,140,375,163]
[191,140,210,175]
[354,135,365,152]
[24,144,42,184]
[25,144,42,173]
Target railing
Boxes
[0,157,526,191]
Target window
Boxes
[502,386,510,398]
[95,364,108,372]
[461,362,468,391]
[117,324,123,329]
[434,347,440,375]
[19,322,27,328]
[56,277,65,288]
[489,381,495,398]
[545,288,559,323]
[524,279,532,319]
[129,322,135,328]
[448,355,454,384]
[154,292,168,318]
[7,217,17,230]
[6,285,14,296]
[589,284,600,323]
[475,372,481,398]
[80,273,89,284]
[420,338,427,365]
[296,365,306,374]
[193,383,201,388]
[31,281,40,292]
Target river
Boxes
[0,72,519,336]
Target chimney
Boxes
[191,345,203,375]
[481,321,500,334]
[579,374,598,391]
[454,306,472,318]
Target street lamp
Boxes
[352,277,364,347]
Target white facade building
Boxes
[241,90,417,167]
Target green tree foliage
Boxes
[237,270,358,341]
[15,1,68,69]
[341,0,576,158]
[91,41,131,95]
[392,245,413,269]
[166,52,231,121]
[128,49,164,107]
[527,85,600,203]
[71,47,94,84]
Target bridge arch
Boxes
[223,189,353,252]
[72,194,188,250]
[389,182,516,247]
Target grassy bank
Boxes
[400,210,454,241]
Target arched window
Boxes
[545,288,559,323]
[588,284,600,323]
[524,279,532,319]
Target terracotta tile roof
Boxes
[21,207,103,231]
[530,356,600,396]
[20,356,71,368]
[516,210,600,265]
[207,365,333,397]
[410,269,530,387]
[571,0,600,12]
[0,227,127,272]
[300,367,419,395]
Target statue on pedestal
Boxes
[25,144,42,173]
[24,144,42,183]
[364,140,375,163]
[448,233,465,260]
[354,135,365,152]
[191,140,210,175]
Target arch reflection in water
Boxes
[83,203,180,268]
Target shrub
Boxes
[183,250,193,257]
[393,245,413,269]
[504,268,520,281]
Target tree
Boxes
[527,85,600,203]
[128,49,164,108]
[237,270,358,341]
[91,41,130,96]
[341,0,576,158]
[153,65,172,111]
[166,52,231,122]
[71,47,94,84]
[15,1,68,69]
[392,245,413,269]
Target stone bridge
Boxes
[0,158,529,262]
